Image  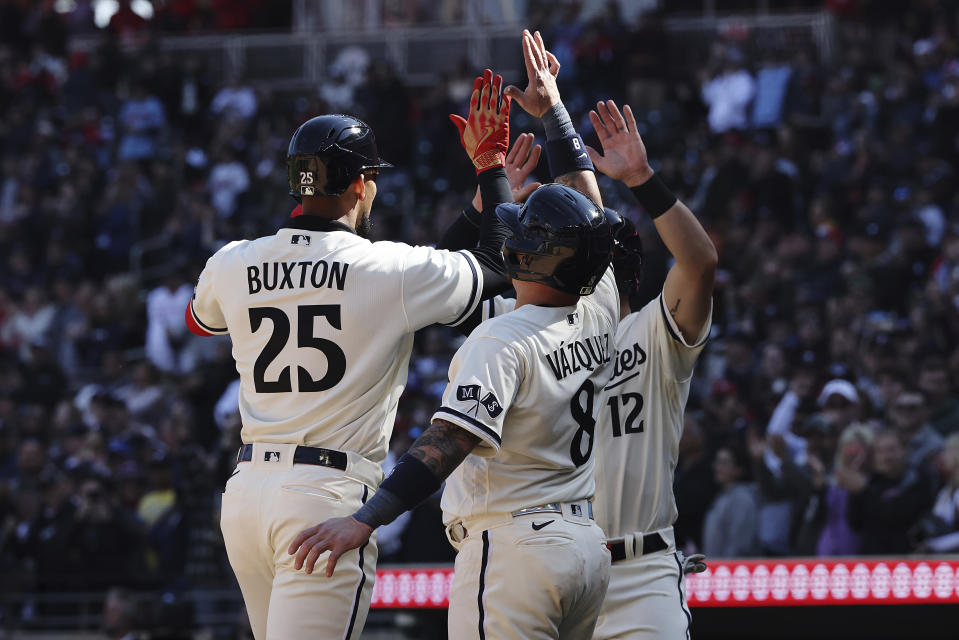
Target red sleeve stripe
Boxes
[185,301,227,336]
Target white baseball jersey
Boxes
[593,293,711,538]
[188,218,483,463]
[435,268,620,523]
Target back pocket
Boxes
[280,484,344,502]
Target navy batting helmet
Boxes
[495,184,613,296]
[604,208,644,295]
[287,114,392,200]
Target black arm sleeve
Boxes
[467,167,511,298]
[437,204,481,251]
[435,170,511,336]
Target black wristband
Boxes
[379,453,442,509]
[629,174,677,219]
[545,135,594,178]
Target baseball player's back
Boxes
[439,267,619,522]
[193,217,482,460]
[193,111,514,640]
[438,267,619,640]
[594,295,709,540]
[591,295,710,640]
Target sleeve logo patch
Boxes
[457,384,480,402]
[480,392,503,418]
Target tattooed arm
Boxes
[288,420,480,576]
[408,419,482,479]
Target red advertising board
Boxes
[370,559,959,609]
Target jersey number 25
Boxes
[249,305,346,393]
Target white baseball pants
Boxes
[220,443,382,640]
[447,503,611,640]
[593,528,692,640]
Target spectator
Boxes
[207,148,250,219]
[102,587,138,640]
[751,53,793,129]
[888,387,945,468]
[319,70,354,113]
[845,429,936,554]
[210,75,258,122]
[917,355,959,436]
[673,412,717,552]
[701,48,755,134]
[817,378,863,433]
[703,442,760,557]
[811,422,875,556]
[144,268,198,375]
[117,80,166,162]
[914,433,959,553]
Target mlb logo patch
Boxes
[567,312,579,325]
[480,392,502,418]
[457,384,480,402]
[301,186,315,196]
[264,451,281,462]
[291,234,311,246]
[570,503,582,517]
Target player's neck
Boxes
[300,195,361,231]
[619,298,631,320]
[513,281,579,309]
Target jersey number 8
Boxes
[569,380,597,467]
[249,305,346,393]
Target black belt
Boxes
[607,532,668,562]
[236,444,347,470]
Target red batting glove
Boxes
[450,68,510,174]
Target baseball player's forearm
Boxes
[353,420,480,529]
[469,167,512,297]
[543,102,604,208]
[653,197,717,343]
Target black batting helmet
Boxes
[287,114,392,200]
[496,184,613,296]
[604,208,644,295]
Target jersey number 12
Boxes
[249,305,346,393]
[607,392,644,437]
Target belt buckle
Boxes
[512,503,561,517]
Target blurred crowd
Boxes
[1,0,959,633]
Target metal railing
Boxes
[68,12,834,90]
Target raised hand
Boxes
[450,68,511,173]
[504,29,561,118]
[288,516,373,577]
[470,132,542,210]
[586,100,654,187]
[506,132,542,201]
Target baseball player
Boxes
[289,31,619,639]
[438,94,716,638]
[186,69,515,640]
[587,101,717,640]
